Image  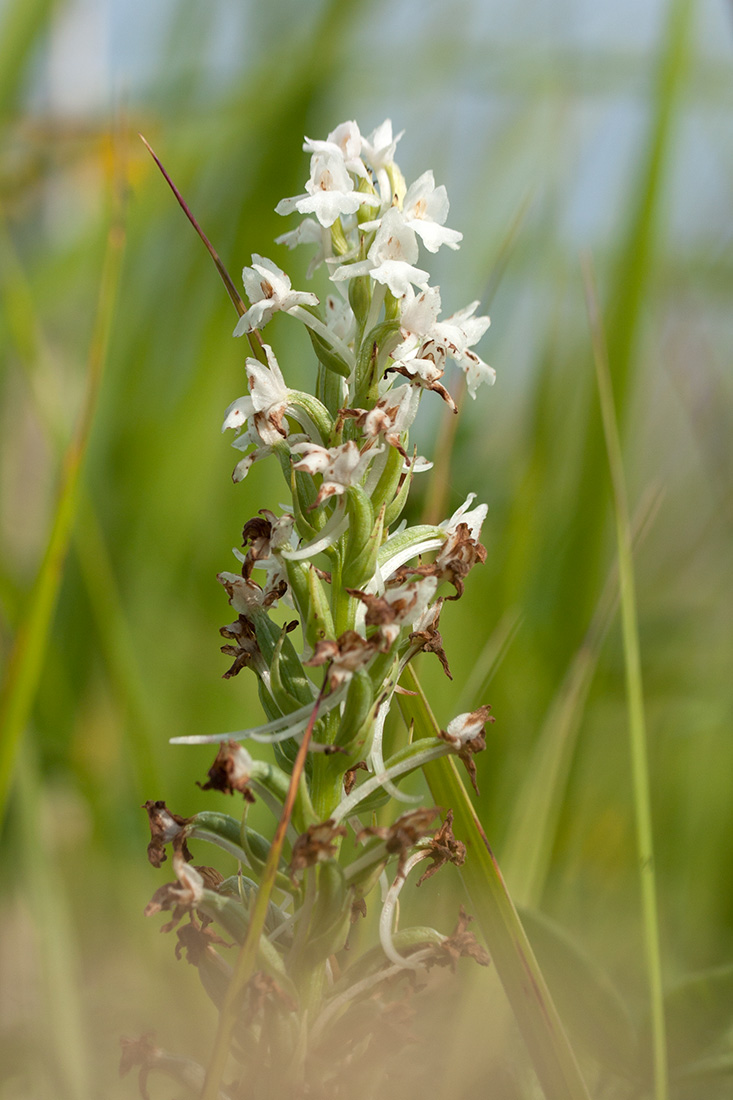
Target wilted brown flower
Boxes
[175,916,232,965]
[244,971,297,1021]
[143,800,193,868]
[438,705,494,795]
[409,598,452,678]
[119,1032,210,1099]
[391,521,487,601]
[219,614,263,679]
[290,819,348,875]
[416,810,466,886]
[198,740,256,801]
[358,807,439,874]
[304,630,385,690]
[432,906,490,971]
[144,851,216,934]
[343,759,368,795]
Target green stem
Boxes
[200,689,325,1100]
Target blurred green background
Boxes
[1,0,732,1096]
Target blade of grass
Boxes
[72,494,162,795]
[457,606,522,713]
[0,149,127,826]
[548,0,695,654]
[399,663,592,1100]
[139,133,246,321]
[0,191,161,799]
[582,255,668,1100]
[503,484,663,908]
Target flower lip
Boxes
[331,209,430,296]
[303,120,367,178]
[401,170,463,253]
[275,151,378,228]
[360,118,404,171]
[234,255,319,334]
[291,440,376,507]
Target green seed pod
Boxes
[190,811,248,861]
[340,486,374,585]
[288,389,335,445]
[342,491,385,590]
[198,889,249,943]
[330,217,350,255]
[283,558,310,627]
[334,668,374,753]
[316,360,347,420]
[354,318,400,400]
[306,328,351,379]
[369,442,406,521]
[306,562,335,646]
[348,273,372,335]
[270,627,314,712]
[383,462,413,527]
[302,862,352,966]
[290,463,319,541]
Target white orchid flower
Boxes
[441,492,488,541]
[360,119,404,171]
[332,208,429,297]
[291,440,375,506]
[233,255,318,334]
[275,151,378,229]
[303,120,368,179]
[402,170,463,253]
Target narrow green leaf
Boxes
[503,487,662,909]
[0,168,127,825]
[583,257,668,1100]
[400,664,592,1100]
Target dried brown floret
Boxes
[175,916,232,964]
[409,598,452,678]
[197,740,256,802]
[305,630,385,690]
[391,521,487,601]
[343,759,368,795]
[240,512,276,576]
[143,800,193,868]
[290,819,348,875]
[244,971,297,1022]
[351,895,368,923]
[438,705,494,795]
[219,614,262,679]
[119,1032,208,1098]
[432,906,490,971]
[416,810,466,885]
[358,807,439,874]
[144,853,208,934]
